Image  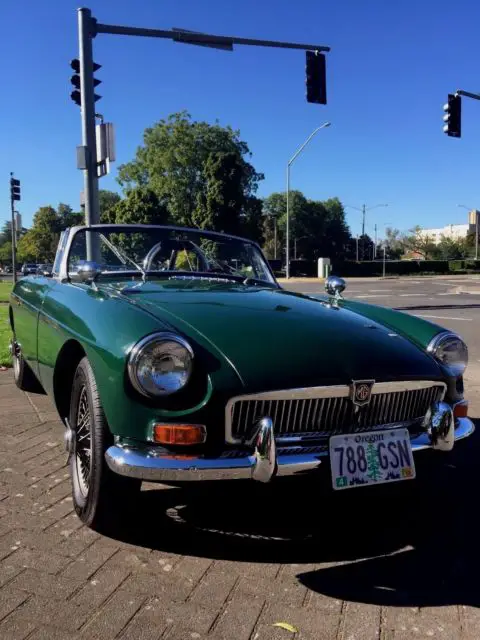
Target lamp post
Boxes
[346,203,389,260]
[458,204,479,261]
[286,122,331,278]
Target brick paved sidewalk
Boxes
[1,370,480,639]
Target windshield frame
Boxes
[59,224,279,287]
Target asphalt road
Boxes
[282,275,480,385]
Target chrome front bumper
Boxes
[105,414,475,484]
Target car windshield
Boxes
[67,226,276,285]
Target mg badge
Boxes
[351,380,375,407]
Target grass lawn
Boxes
[0,281,12,303]
[0,305,11,367]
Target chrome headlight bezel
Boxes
[427,331,468,377]
[128,332,194,398]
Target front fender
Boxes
[340,298,444,350]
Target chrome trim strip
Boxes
[225,381,447,444]
[275,419,423,443]
[427,330,461,354]
[105,416,474,483]
[426,330,468,377]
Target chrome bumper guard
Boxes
[105,407,475,484]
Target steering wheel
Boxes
[143,240,209,272]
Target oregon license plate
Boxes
[329,428,416,490]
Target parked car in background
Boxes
[21,263,38,276]
[8,224,474,532]
[36,264,52,276]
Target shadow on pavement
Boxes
[103,417,480,609]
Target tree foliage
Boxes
[57,203,83,230]
[383,227,404,260]
[401,226,437,259]
[111,187,169,225]
[18,206,60,262]
[117,112,264,234]
[0,242,12,263]
[262,192,351,262]
[99,190,122,223]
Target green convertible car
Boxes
[9,224,474,530]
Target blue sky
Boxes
[2,0,480,239]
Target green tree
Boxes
[117,112,264,232]
[112,187,168,225]
[57,203,84,230]
[16,235,37,262]
[262,191,308,260]
[383,227,404,260]
[402,226,437,259]
[262,192,351,262]
[435,236,469,260]
[0,242,12,263]
[99,190,122,223]
[18,206,60,262]
[0,222,13,245]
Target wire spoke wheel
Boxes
[75,386,91,498]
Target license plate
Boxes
[329,428,416,490]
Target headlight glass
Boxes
[128,333,194,397]
[427,332,468,376]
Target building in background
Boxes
[417,210,478,246]
[417,223,470,245]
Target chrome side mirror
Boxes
[71,261,102,284]
[325,275,346,299]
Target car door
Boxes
[11,276,54,377]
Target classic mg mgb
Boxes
[9,224,474,530]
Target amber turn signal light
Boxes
[453,401,468,418]
[153,424,206,446]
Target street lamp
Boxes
[458,204,479,260]
[285,122,331,278]
[346,203,389,259]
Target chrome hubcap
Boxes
[10,340,20,376]
[75,386,91,497]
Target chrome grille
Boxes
[227,383,445,442]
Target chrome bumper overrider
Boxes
[105,411,475,484]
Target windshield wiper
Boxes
[99,234,147,280]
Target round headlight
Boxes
[427,331,468,376]
[128,332,194,397]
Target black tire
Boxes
[12,338,44,393]
[69,356,141,531]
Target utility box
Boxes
[318,257,331,279]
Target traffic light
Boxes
[10,177,20,202]
[70,58,102,106]
[305,51,327,104]
[443,93,461,138]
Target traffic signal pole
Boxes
[78,8,100,261]
[9,174,20,284]
[10,183,17,285]
[73,8,330,264]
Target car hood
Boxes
[107,280,443,391]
